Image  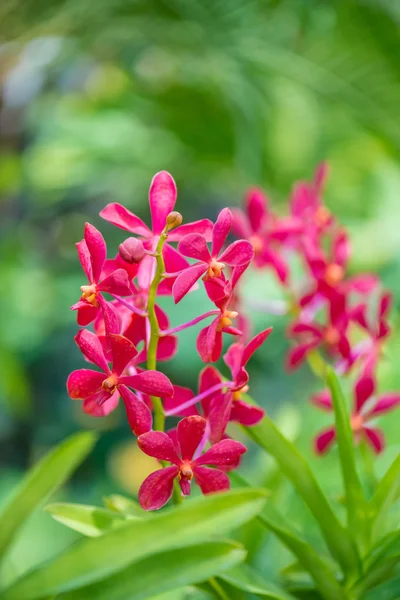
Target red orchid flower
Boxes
[71,223,131,331]
[312,372,400,454]
[137,415,247,510]
[173,208,254,303]
[231,187,301,283]
[67,329,173,434]
[290,162,333,239]
[99,171,213,294]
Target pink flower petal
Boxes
[138,466,179,511]
[208,392,232,444]
[230,400,264,426]
[99,203,151,238]
[137,253,156,292]
[98,296,121,336]
[230,208,251,239]
[120,370,174,398]
[97,269,131,296]
[163,385,198,418]
[286,341,319,371]
[122,313,146,347]
[242,328,273,366]
[193,466,230,495]
[74,302,99,326]
[119,385,153,435]
[74,329,109,373]
[311,390,333,412]
[223,342,243,379]
[289,321,322,337]
[314,161,329,192]
[196,320,222,363]
[177,415,207,461]
[109,334,137,376]
[67,369,105,400]
[261,248,289,283]
[162,243,190,280]
[368,394,400,417]
[346,275,379,294]
[195,438,247,467]
[83,390,119,416]
[314,427,336,455]
[354,373,375,412]
[168,219,213,242]
[363,427,385,453]
[157,335,178,361]
[137,430,180,464]
[76,239,93,282]
[380,293,392,319]
[219,240,254,266]
[246,187,269,233]
[198,366,223,415]
[178,233,211,262]
[212,208,232,257]
[172,262,208,304]
[332,231,350,268]
[149,171,177,234]
[84,223,107,284]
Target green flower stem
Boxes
[146,231,168,432]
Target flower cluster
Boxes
[230,163,399,454]
[68,166,399,511]
[68,171,270,510]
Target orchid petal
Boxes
[163,385,198,418]
[137,430,180,464]
[157,335,178,361]
[97,269,131,296]
[177,415,207,461]
[84,223,106,284]
[100,203,151,238]
[76,239,93,282]
[74,302,99,326]
[83,390,119,416]
[74,329,109,373]
[219,240,254,266]
[333,231,350,267]
[363,427,385,454]
[109,334,137,376]
[198,366,224,415]
[149,171,177,234]
[314,427,336,454]
[168,218,213,242]
[311,390,333,412]
[172,262,208,304]
[355,373,375,412]
[230,400,264,426]
[119,385,153,435]
[178,233,211,262]
[208,392,232,444]
[286,341,319,371]
[67,369,105,400]
[212,208,232,256]
[196,319,222,363]
[98,295,121,336]
[368,394,400,417]
[242,328,273,366]
[193,466,230,495]
[230,208,251,239]
[138,466,178,511]
[246,187,269,233]
[195,438,247,467]
[120,370,174,398]
[261,248,289,283]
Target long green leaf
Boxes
[231,473,345,600]
[103,494,143,517]
[369,453,400,542]
[45,503,130,537]
[326,368,368,550]
[1,488,266,600]
[363,573,400,600]
[220,564,296,599]
[243,416,360,576]
[0,431,98,562]
[58,541,245,600]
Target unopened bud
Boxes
[165,211,183,231]
[118,237,145,264]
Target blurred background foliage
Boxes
[0,0,399,589]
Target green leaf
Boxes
[0,431,98,562]
[243,416,360,577]
[220,563,296,599]
[369,453,400,542]
[58,540,246,600]
[363,573,400,600]
[1,488,266,599]
[326,368,368,550]
[45,503,129,537]
[103,494,143,517]
[231,473,345,600]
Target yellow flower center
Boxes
[324,326,340,347]
[80,284,99,306]
[324,263,344,286]
[249,234,263,254]
[205,258,225,279]
[232,385,249,402]
[179,462,193,481]
[217,310,239,332]
[351,413,364,434]
[315,206,331,228]
[102,374,119,394]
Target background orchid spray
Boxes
[1,167,399,600]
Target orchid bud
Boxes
[165,211,183,231]
[118,237,145,264]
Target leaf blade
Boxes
[45,503,129,537]
[220,563,296,599]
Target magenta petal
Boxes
[163,385,198,418]
[75,303,99,326]
[109,334,137,376]
[193,466,230,495]
[380,293,392,319]
[120,370,174,398]
[83,390,119,416]
[311,390,333,412]
[289,321,321,336]
[242,328,273,366]
[74,329,109,373]
[97,269,131,296]
[196,319,222,363]
[246,187,269,233]
[195,438,247,467]
[286,341,318,371]
[333,231,350,267]
[168,219,213,242]
[354,373,375,412]
[178,233,211,262]
[157,335,178,361]
[219,240,254,266]
[212,208,233,257]
[98,296,121,336]
[208,392,232,444]
[67,369,105,400]
[262,248,289,283]
[172,263,208,304]
[314,427,336,455]
[177,415,207,461]
[363,427,385,453]
[346,274,379,294]
[138,466,179,511]
[230,400,264,426]
[137,430,180,464]
[163,242,190,277]
[84,223,107,284]
[76,239,93,282]
[99,203,151,238]
[198,366,223,415]
[230,208,251,239]
[119,385,153,436]
[368,394,400,417]
[149,171,177,234]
